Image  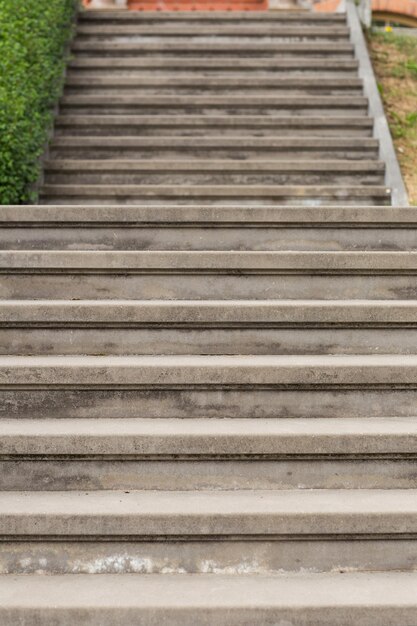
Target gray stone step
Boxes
[3,417,417,494]
[48,136,377,161]
[1,487,417,537]
[76,24,350,36]
[1,299,416,355]
[7,205,417,252]
[59,94,368,115]
[1,250,415,300]
[71,41,355,57]
[2,416,417,457]
[43,158,383,184]
[1,354,417,385]
[2,572,417,625]
[68,56,359,71]
[54,116,373,136]
[44,161,383,185]
[40,185,389,206]
[64,75,363,94]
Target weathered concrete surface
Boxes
[1,573,417,625]
[1,354,417,386]
[2,417,417,456]
[2,538,417,573]
[1,489,417,536]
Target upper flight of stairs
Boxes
[39,9,391,206]
[2,7,417,625]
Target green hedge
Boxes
[0,0,78,204]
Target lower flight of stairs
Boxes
[38,8,392,206]
[1,204,417,623]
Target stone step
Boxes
[6,205,417,252]
[44,163,383,185]
[64,75,363,94]
[40,185,389,206]
[4,417,417,492]
[2,417,417,457]
[76,25,350,37]
[1,488,417,537]
[59,94,367,115]
[71,41,355,57]
[48,136,377,160]
[1,299,416,355]
[68,56,359,71]
[3,572,417,624]
[78,10,346,22]
[54,116,372,135]
[1,250,414,299]
[1,354,417,385]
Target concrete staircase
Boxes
[39,9,391,205]
[2,8,417,626]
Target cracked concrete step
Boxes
[4,417,417,492]
[71,41,355,57]
[1,354,417,386]
[2,417,417,457]
[2,299,417,355]
[1,251,415,299]
[43,160,384,185]
[54,116,373,137]
[3,572,417,625]
[59,94,368,115]
[68,57,360,72]
[4,205,417,252]
[1,488,417,537]
[64,75,363,94]
[40,185,389,206]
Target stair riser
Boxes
[68,59,358,71]
[1,328,416,356]
[72,45,355,57]
[53,126,373,137]
[75,39,352,50]
[2,538,417,576]
[59,105,367,115]
[42,196,388,207]
[0,274,413,300]
[2,604,415,626]
[3,227,409,251]
[74,26,350,37]
[47,150,378,162]
[2,388,417,419]
[67,68,360,77]
[77,15,348,25]
[64,86,363,96]
[2,459,417,491]
[43,172,383,185]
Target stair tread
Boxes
[1,489,417,536]
[1,354,417,386]
[2,417,417,456]
[1,572,417,617]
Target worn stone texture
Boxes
[0,4,416,622]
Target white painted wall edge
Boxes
[344,0,410,206]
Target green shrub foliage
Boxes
[0,0,77,204]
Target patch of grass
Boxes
[368,31,417,204]
[0,0,78,204]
